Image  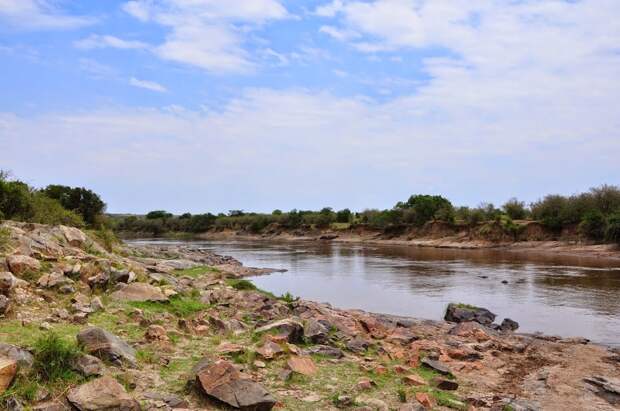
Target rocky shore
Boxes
[0,221,619,411]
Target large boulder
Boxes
[444,303,496,326]
[0,357,17,394]
[58,226,87,247]
[77,327,136,366]
[0,343,34,373]
[304,318,329,344]
[66,375,140,411]
[196,359,275,410]
[6,254,41,276]
[0,272,16,295]
[255,318,304,343]
[110,283,167,302]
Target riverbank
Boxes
[1,221,619,410]
[194,229,620,263]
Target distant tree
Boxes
[0,179,33,221]
[43,185,105,226]
[145,210,172,220]
[502,198,528,220]
[228,210,245,217]
[272,209,283,215]
[606,212,620,244]
[179,212,192,219]
[580,210,607,241]
[396,195,453,226]
[336,208,352,223]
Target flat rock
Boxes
[421,358,452,376]
[584,376,620,405]
[67,375,140,411]
[444,303,496,326]
[110,283,167,302]
[0,272,16,294]
[77,327,136,366]
[6,254,41,276]
[287,356,317,376]
[71,354,105,377]
[304,318,329,344]
[196,359,275,410]
[255,318,304,343]
[31,401,70,411]
[302,345,344,359]
[59,226,87,247]
[0,357,17,393]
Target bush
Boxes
[580,210,607,241]
[30,193,84,227]
[32,332,80,382]
[336,208,352,223]
[145,210,172,220]
[606,213,620,244]
[395,195,453,227]
[503,198,528,220]
[42,185,106,226]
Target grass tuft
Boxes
[32,332,81,382]
[128,294,206,317]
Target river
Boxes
[132,239,620,347]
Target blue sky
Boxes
[1,0,619,214]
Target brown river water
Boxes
[135,239,620,347]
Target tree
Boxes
[145,210,173,220]
[336,208,352,223]
[503,198,528,220]
[606,212,620,244]
[580,210,607,241]
[396,195,453,226]
[43,185,105,226]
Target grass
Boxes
[173,265,220,279]
[32,332,81,382]
[0,227,10,253]
[455,302,479,310]
[226,278,257,291]
[128,294,207,318]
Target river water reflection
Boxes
[134,239,620,347]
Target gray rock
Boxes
[110,283,167,302]
[304,318,329,344]
[444,303,496,326]
[0,295,10,314]
[346,337,371,353]
[77,327,136,366]
[421,358,452,376]
[584,376,620,406]
[303,345,344,359]
[6,254,41,276]
[0,343,34,373]
[71,354,105,377]
[255,318,304,343]
[0,272,16,295]
[500,318,519,332]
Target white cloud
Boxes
[121,0,289,73]
[74,35,148,50]
[129,77,167,92]
[79,58,116,78]
[314,0,344,17]
[0,0,95,30]
[1,84,618,212]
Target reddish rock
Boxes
[66,375,140,411]
[357,378,375,390]
[287,356,317,376]
[110,283,167,302]
[6,254,40,276]
[145,325,169,342]
[196,359,275,410]
[415,392,434,409]
[403,374,426,386]
[255,318,304,343]
[0,358,17,393]
[256,341,284,360]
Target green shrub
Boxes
[580,210,607,241]
[42,185,106,226]
[606,213,620,244]
[227,279,257,291]
[32,332,80,382]
[30,193,84,227]
[503,198,528,220]
[0,227,10,253]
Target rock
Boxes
[145,325,168,342]
[287,356,318,376]
[421,358,452,376]
[5,398,24,411]
[255,318,304,343]
[0,272,16,294]
[71,354,105,377]
[431,377,458,391]
[6,254,41,276]
[398,404,426,411]
[0,357,17,393]
[67,375,140,411]
[346,337,371,353]
[304,318,329,344]
[195,359,276,410]
[59,226,87,247]
[354,395,389,411]
[86,272,109,289]
[335,395,352,407]
[584,376,620,405]
[403,374,426,386]
[357,378,375,390]
[0,343,34,372]
[302,345,344,359]
[414,392,434,409]
[37,272,72,289]
[90,297,104,312]
[110,283,167,302]
[255,341,284,360]
[31,401,70,411]
[0,295,10,314]
[301,394,321,402]
[448,321,493,341]
[500,318,519,332]
[77,327,137,366]
[444,303,496,326]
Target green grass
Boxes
[32,332,81,382]
[455,303,479,310]
[226,278,257,291]
[0,227,10,253]
[128,294,206,318]
[173,265,220,279]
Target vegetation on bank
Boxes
[110,186,620,244]
[2,170,619,244]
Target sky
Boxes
[0,0,619,214]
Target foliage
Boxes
[129,294,206,317]
[502,198,528,220]
[30,193,85,227]
[227,279,257,291]
[579,210,607,241]
[606,212,620,244]
[146,210,173,220]
[32,332,80,382]
[42,185,106,226]
[395,194,453,227]
[0,227,10,252]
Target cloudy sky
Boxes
[0,0,618,214]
